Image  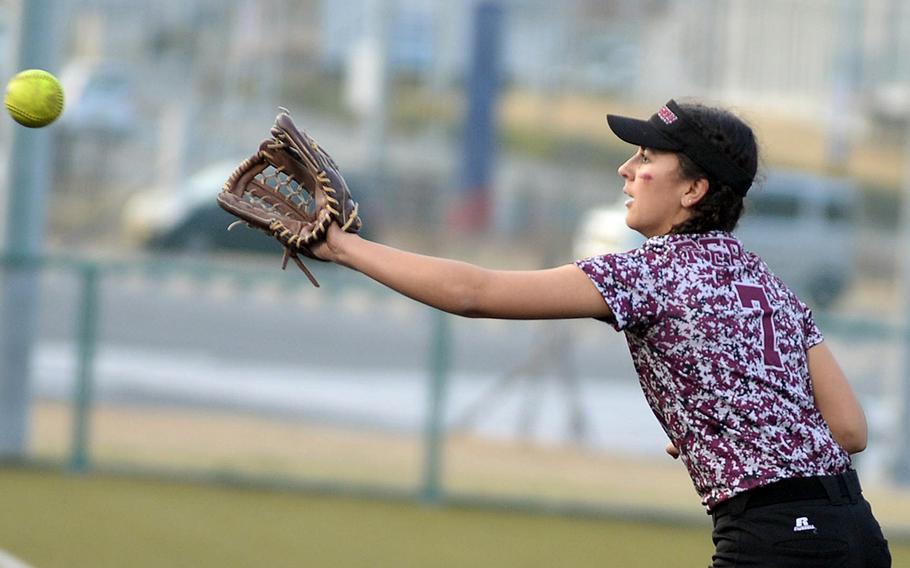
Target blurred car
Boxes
[121,160,275,253]
[122,161,378,254]
[572,197,644,259]
[572,168,858,309]
[736,169,857,309]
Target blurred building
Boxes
[38,0,910,128]
[316,0,908,125]
[639,0,905,126]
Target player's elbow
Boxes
[838,426,867,454]
[434,272,483,318]
[450,296,481,318]
[831,417,868,454]
[456,286,490,319]
[452,269,497,319]
[849,437,868,454]
[458,303,484,319]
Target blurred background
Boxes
[2,0,910,566]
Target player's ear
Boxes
[682,177,710,208]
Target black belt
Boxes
[711,469,862,518]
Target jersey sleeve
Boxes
[801,303,824,349]
[575,250,667,331]
[780,281,825,349]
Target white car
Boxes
[572,169,857,309]
[122,161,379,253]
[121,161,242,250]
[572,197,643,260]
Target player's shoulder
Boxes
[729,246,811,311]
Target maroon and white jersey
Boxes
[576,231,850,510]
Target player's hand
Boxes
[310,222,350,263]
[665,441,680,459]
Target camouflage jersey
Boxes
[575,230,850,510]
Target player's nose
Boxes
[617,157,634,181]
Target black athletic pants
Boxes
[709,470,891,567]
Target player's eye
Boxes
[639,151,649,163]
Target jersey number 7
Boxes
[735,283,784,370]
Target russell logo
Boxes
[657,106,678,125]
[793,516,817,532]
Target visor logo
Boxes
[657,106,678,125]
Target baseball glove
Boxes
[217,110,361,287]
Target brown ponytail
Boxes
[670,103,759,234]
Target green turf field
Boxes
[0,467,906,568]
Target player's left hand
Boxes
[665,441,680,459]
[310,222,348,263]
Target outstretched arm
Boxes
[313,224,612,320]
[808,341,867,454]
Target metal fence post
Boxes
[422,310,451,503]
[70,261,100,473]
[895,84,910,485]
[0,0,58,459]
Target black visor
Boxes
[607,99,754,195]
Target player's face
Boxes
[617,147,694,238]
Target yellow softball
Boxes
[4,69,65,128]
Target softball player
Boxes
[312,99,891,566]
